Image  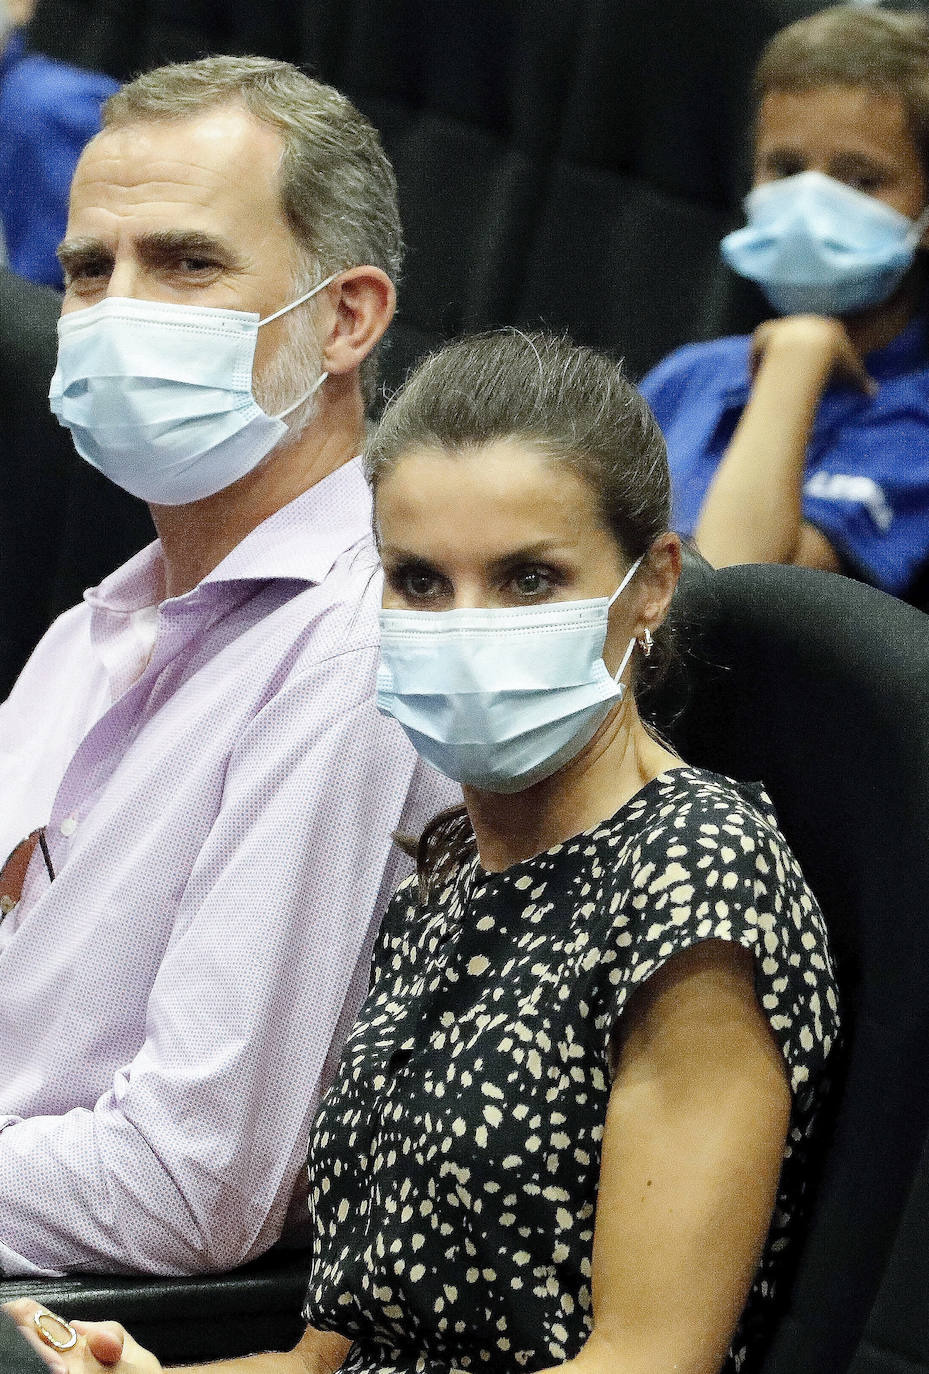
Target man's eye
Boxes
[66,261,110,283]
[177,258,219,273]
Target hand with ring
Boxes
[2,1299,156,1373]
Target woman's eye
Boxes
[407,571,439,597]
[388,566,445,601]
[512,568,551,597]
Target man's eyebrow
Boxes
[57,236,112,271]
[135,229,242,267]
[56,230,244,273]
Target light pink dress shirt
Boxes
[0,457,455,1277]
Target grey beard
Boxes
[252,311,326,449]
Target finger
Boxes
[15,1324,69,1374]
[748,322,780,379]
[71,1320,125,1365]
[2,1297,45,1324]
[1,1301,68,1374]
[836,338,876,396]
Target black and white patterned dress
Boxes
[304,766,840,1374]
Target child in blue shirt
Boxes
[640,5,929,599]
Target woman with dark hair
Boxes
[9,331,839,1374]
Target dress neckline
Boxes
[470,761,698,885]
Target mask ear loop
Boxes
[257,271,341,420]
[611,636,638,686]
[271,370,329,422]
[257,271,342,328]
[607,555,643,608]
[606,555,644,685]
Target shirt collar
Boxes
[85,456,373,614]
[718,315,929,409]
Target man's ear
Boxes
[319,267,396,377]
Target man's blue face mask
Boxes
[720,170,929,317]
[48,273,338,506]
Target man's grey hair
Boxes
[103,55,403,410]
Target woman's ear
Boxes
[638,533,682,637]
[319,266,396,378]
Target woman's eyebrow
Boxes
[380,549,438,568]
[486,541,570,572]
[381,541,573,571]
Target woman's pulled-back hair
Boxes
[366,328,670,575]
[755,5,929,184]
[366,328,675,897]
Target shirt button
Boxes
[60,817,78,836]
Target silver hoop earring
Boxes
[638,626,653,657]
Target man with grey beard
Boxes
[0,56,455,1279]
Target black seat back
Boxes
[653,561,929,1374]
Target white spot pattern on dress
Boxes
[304,767,840,1374]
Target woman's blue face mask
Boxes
[376,559,643,795]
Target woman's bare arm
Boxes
[537,938,791,1374]
[162,1326,350,1374]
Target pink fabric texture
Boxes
[0,457,454,1277]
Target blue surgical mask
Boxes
[48,274,338,506]
[376,558,643,794]
[720,170,929,317]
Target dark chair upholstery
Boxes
[321,0,585,394]
[652,560,929,1374]
[848,1123,929,1374]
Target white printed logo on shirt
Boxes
[804,472,893,532]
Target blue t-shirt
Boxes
[0,34,118,288]
[639,318,929,597]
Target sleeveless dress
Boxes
[303,766,840,1374]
